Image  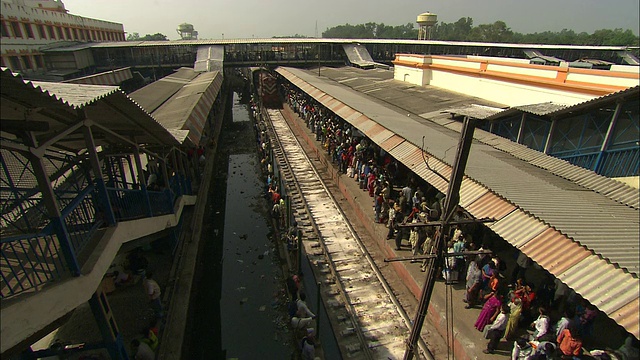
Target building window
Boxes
[91,30,96,40]
[22,56,32,70]
[34,55,44,68]
[37,24,46,39]
[56,26,63,39]
[73,28,79,40]
[1,21,10,37]
[11,22,23,38]
[24,23,35,39]
[9,56,21,70]
[47,25,55,39]
[65,27,71,40]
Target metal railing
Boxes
[1,178,189,299]
[60,185,102,256]
[106,187,149,221]
[598,147,639,177]
[1,229,67,298]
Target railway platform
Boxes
[280,103,517,360]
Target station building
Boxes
[0,0,125,75]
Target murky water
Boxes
[189,93,294,359]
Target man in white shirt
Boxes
[484,304,509,353]
[529,306,550,341]
[554,309,573,337]
[296,293,316,318]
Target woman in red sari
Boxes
[475,293,502,332]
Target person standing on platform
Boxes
[143,272,163,321]
[483,304,509,354]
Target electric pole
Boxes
[403,116,477,360]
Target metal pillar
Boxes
[24,132,81,275]
[543,118,557,154]
[83,125,116,225]
[403,117,477,360]
[170,149,182,196]
[88,286,129,360]
[132,145,153,217]
[179,152,188,195]
[516,113,526,144]
[594,102,623,174]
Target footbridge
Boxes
[38,38,638,80]
[0,66,225,358]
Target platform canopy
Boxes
[1,67,180,152]
[129,67,223,146]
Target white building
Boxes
[0,0,124,73]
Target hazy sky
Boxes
[62,0,639,40]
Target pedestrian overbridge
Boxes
[40,38,638,76]
[0,66,224,357]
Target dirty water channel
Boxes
[188,93,297,359]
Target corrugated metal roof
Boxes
[485,102,568,121]
[62,67,133,86]
[75,38,631,51]
[129,67,200,113]
[513,102,568,116]
[546,86,640,117]
[149,71,222,146]
[1,68,179,148]
[441,104,505,120]
[30,81,118,108]
[276,66,640,337]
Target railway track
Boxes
[265,108,431,360]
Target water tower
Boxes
[177,23,198,40]
[417,12,437,40]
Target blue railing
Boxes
[556,151,599,172]
[553,147,639,178]
[597,147,640,178]
[106,187,149,221]
[2,176,189,299]
[148,189,174,216]
[1,229,67,298]
[60,186,103,257]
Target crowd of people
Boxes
[276,78,639,359]
[251,97,319,360]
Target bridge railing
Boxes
[597,147,639,177]
[60,185,103,257]
[1,177,190,299]
[0,229,67,298]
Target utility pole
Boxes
[403,116,477,360]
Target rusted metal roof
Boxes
[276,66,640,338]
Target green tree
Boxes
[126,32,140,41]
[139,33,168,41]
[469,21,513,42]
[322,19,638,46]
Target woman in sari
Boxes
[475,292,502,332]
[504,297,522,341]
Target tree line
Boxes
[126,32,168,41]
[321,18,639,46]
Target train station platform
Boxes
[274,65,639,356]
[280,103,505,359]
